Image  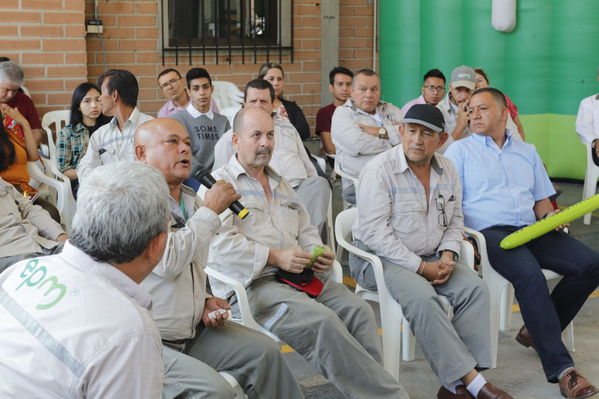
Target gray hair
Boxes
[70,161,170,264]
[0,61,24,86]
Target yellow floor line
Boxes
[343,275,356,287]
[281,344,294,353]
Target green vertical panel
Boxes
[379,0,420,106]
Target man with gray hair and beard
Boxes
[0,161,168,398]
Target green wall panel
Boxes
[379,0,599,179]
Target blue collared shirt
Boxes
[444,130,555,231]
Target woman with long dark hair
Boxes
[55,82,109,194]
[258,62,311,140]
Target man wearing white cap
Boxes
[436,66,477,152]
[351,104,512,399]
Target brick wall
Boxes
[0,0,377,133]
[0,0,88,116]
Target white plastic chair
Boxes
[582,142,599,225]
[218,372,247,399]
[334,208,475,379]
[312,155,336,255]
[40,110,76,231]
[212,81,244,128]
[27,162,75,232]
[333,157,359,210]
[463,226,575,369]
[205,260,344,343]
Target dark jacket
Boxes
[280,97,310,141]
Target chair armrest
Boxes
[204,267,262,332]
[463,226,495,277]
[459,240,476,271]
[330,260,343,284]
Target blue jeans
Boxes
[482,226,599,382]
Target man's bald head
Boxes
[134,118,193,185]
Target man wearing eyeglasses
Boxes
[351,104,511,399]
[157,68,219,119]
[401,68,447,116]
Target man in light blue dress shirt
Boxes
[445,88,599,399]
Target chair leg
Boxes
[380,300,403,380]
[563,322,575,353]
[401,319,417,362]
[582,169,599,225]
[499,286,514,331]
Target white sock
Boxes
[466,374,488,398]
[444,379,462,394]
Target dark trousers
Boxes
[482,226,599,382]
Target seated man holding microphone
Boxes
[135,118,302,399]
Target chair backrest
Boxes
[335,208,358,250]
[42,110,70,159]
[334,156,360,192]
[212,81,244,110]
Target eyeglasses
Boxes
[435,194,448,228]
[160,78,180,89]
[424,85,445,92]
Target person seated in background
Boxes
[474,68,525,141]
[135,118,303,399]
[0,176,66,274]
[445,88,599,399]
[56,82,110,197]
[77,69,153,180]
[401,68,447,115]
[351,104,511,399]
[157,68,219,118]
[575,65,599,164]
[0,57,31,97]
[436,65,477,153]
[259,62,310,140]
[205,107,408,399]
[315,66,354,156]
[171,68,230,190]
[0,106,60,222]
[0,61,43,145]
[0,161,167,398]
[332,68,402,205]
[214,79,330,234]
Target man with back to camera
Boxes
[135,118,304,399]
[402,68,447,115]
[575,66,599,165]
[77,69,153,179]
[0,161,169,398]
[445,88,599,399]
[352,104,512,399]
[331,68,403,205]
[315,66,354,156]
[214,79,330,235]
[205,106,408,399]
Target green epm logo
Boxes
[16,259,67,310]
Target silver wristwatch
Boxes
[378,127,386,139]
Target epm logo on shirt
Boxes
[16,258,67,310]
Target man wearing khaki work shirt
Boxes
[351,105,511,399]
[205,107,408,399]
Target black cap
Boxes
[402,104,445,132]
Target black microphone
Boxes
[195,168,249,219]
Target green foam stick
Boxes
[500,194,599,250]
[305,245,328,269]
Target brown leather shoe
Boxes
[559,369,599,398]
[437,385,474,399]
[515,325,537,351]
[477,382,513,399]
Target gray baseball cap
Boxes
[450,65,476,90]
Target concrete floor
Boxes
[282,177,599,399]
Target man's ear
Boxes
[134,144,146,162]
[146,231,167,267]
[437,132,449,149]
[232,132,240,150]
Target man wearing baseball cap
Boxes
[437,65,477,152]
[351,104,512,399]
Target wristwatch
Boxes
[378,127,386,139]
